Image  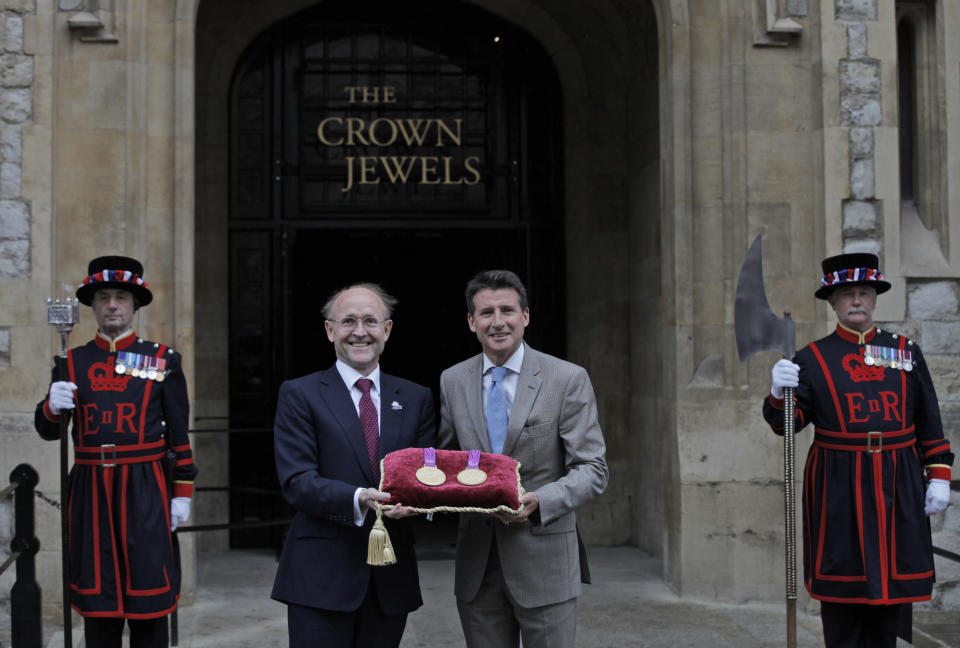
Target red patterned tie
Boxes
[355,378,380,476]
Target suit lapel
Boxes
[503,343,542,456]
[378,373,405,457]
[317,365,375,484]
[463,355,491,452]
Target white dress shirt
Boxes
[481,344,525,420]
[335,359,382,427]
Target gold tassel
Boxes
[367,507,397,566]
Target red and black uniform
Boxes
[35,329,197,620]
[763,323,953,605]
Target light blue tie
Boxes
[485,366,509,454]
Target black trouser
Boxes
[287,575,407,648]
[820,602,902,648]
[83,616,169,648]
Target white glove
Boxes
[924,479,950,516]
[170,497,191,531]
[48,381,77,414]
[770,359,800,399]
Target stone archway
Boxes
[192,0,663,559]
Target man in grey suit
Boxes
[438,269,608,648]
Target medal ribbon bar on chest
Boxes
[863,344,913,371]
[115,351,168,380]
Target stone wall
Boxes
[0,0,33,616]
[0,2,32,279]
[884,279,960,611]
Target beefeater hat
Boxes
[815,252,891,300]
[75,255,153,309]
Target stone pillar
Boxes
[822,0,905,318]
[0,2,33,280]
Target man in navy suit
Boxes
[271,283,436,648]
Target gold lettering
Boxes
[395,119,431,146]
[343,86,398,104]
[434,118,462,146]
[320,116,466,148]
[463,156,481,184]
[341,155,482,192]
[346,118,369,146]
[326,85,484,191]
[317,117,344,146]
[419,157,441,184]
[381,156,418,183]
[342,156,355,193]
[369,118,398,147]
[359,156,380,184]
[441,157,463,185]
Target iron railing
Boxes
[1,464,42,648]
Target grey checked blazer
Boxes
[438,342,608,608]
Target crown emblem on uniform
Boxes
[842,350,885,382]
[88,356,132,392]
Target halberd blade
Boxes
[735,234,795,360]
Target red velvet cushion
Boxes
[379,447,523,513]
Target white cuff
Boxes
[353,488,369,526]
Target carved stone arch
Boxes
[192,0,664,561]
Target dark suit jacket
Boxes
[271,365,436,615]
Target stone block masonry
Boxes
[0,3,31,279]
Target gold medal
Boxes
[416,465,446,486]
[415,448,446,486]
[457,450,488,486]
[457,467,487,486]
[156,371,166,382]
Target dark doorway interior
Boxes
[226,0,564,549]
[285,227,564,386]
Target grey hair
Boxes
[322,282,398,320]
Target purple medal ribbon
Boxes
[416,447,446,486]
[457,449,488,486]
[467,449,481,469]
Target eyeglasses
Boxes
[328,316,387,331]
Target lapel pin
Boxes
[391,401,403,410]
